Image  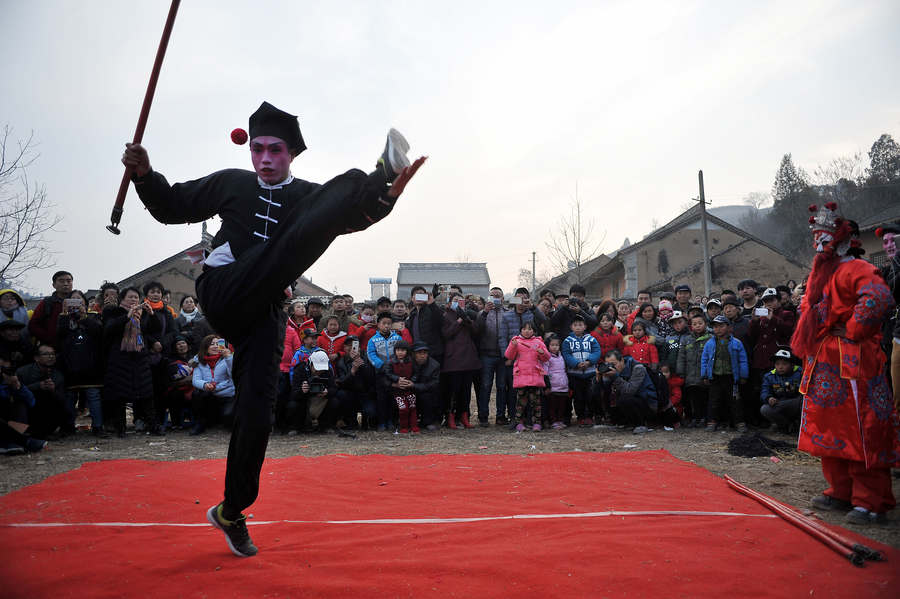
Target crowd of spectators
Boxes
[2,230,898,455]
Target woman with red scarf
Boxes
[190,335,235,435]
[794,202,898,525]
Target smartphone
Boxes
[492,297,502,306]
[414,293,428,302]
[351,340,360,354]
[217,339,226,348]
[754,307,768,317]
[509,297,522,305]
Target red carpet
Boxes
[0,450,896,598]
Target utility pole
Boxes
[531,251,537,295]
[697,170,712,297]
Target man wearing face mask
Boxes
[793,202,897,526]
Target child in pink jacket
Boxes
[505,321,550,431]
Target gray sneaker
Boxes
[844,507,888,525]
[633,426,650,434]
[811,494,852,512]
[377,128,411,181]
[206,504,258,557]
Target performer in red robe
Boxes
[793,201,899,524]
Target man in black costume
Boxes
[122,101,425,557]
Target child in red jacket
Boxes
[348,305,378,352]
[623,321,659,371]
[591,313,624,358]
[317,316,348,363]
[660,363,684,419]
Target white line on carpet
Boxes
[2,510,776,528]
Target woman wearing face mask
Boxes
[441,293,481,428]
[175,295,214,357]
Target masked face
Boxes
[813,230,833,254]
[883,233,897,259]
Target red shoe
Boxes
[411,425,420,433]
[461,413,475,428]
[399,428,409,434]
[448,413,458,429]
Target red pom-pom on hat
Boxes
[808,204,817,212]
[876,227,884,237]
[824,201,837,211]
[231,128,248,145]
[808,216,816,224]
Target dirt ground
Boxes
[2,417,898,550]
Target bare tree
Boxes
[742,191,771,209]
[811,152,865,186]
[0,126,61,284]
[545,192,605,284]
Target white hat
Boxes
[670,310,686,320]
[761,287,778,300]
[309,350,330,371]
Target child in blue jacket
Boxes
[759,349,803,433]
[368,312,404,430]
[562,315,603,426]
[700,315,749,432]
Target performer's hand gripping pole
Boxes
[107,0,180,235]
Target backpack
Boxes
[645,367,671,411]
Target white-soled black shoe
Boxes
[377,128,410,181]
[206,503,258,557]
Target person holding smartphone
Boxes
[190,335,235,435]
[474,286,507,426]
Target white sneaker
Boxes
[378,128,411,180]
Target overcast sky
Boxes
[3,0,899,299]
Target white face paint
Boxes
[813,231,833,253]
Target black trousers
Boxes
[569,377,592,419]
[445,370,474,417]
[708,375,742,424]
[683,385,708,421]
[197,169,388,517]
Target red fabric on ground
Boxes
[0,450,896,598]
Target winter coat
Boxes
[562,333,603,378]
[348,321,379,352]
[607,356,658,410]
[280,320,302,373]
[290,345,318,381]
[55,313,104,386]
[504,335,550,388]
[28,292,67,348]
[317,330,348,360]
[406,303,445,358]
[102,306,159,400]
[192,355,235,398]
[411,356,441,395]
[623,335,659,368]
[335,354,374,393]
[550,303,598,339]
[144,306,178,358]
[676,332,711,387]
[474,307,505,357]
[545,352,569,393]
[590,327,624,360]
[0,288,32,345]
[17,362,65,405]
[0,335,33,370]
[659,330,688,370]
[367,331,404,370]
[174,312,215,357]
[760,366,802,403]
[498,307,548,357]
[748,308,797,370]
[700,335,749,383]
[441,309,481,373]
[728,315,752,361]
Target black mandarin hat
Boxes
[249,101,306,156]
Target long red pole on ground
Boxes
[724,475,882,566]
[107,0,181,235]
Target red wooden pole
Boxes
[108,0,181,234]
